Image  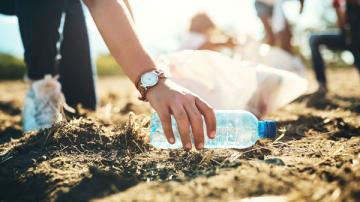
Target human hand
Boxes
[146,79,216,151]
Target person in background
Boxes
[255,0,304,54]
[180,13,237,51]
[309,0,360,93]
[0,0,97,131]
[0,0,133,132]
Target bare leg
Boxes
[275,19,293,54]
[259,16,275,46]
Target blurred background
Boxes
[0,0,353,79]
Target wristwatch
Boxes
[136,69,166,101]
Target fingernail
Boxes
[197,143,204,150]
[209,131,216,138]
[185,143,192,150]
[169,137,175,144]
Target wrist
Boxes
[145,77,166,100]
[133,68,156,86]
[136,69,167,101]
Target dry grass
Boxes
[0,68,359,202]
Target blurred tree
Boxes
[0,53,26,80]
[0,53,124,80]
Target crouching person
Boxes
[309,0,360,93]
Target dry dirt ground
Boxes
[0,69,359,202]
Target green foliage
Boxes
[0,53,26,80]
[96,54,124,76]
[0,53,124,80]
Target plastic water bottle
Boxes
[150,110,276,149]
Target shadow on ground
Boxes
[295,92,360,114]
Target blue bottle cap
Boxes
[258,121,277,139]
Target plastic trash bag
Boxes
[234,39,305,77]
[157,50,308,117]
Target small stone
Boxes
[264,158,285,166]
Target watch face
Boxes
[141,72,159,87]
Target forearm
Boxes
[199,42,224,51]
[83,0,156,84]
[336,9,346,28]
[334,4,346,28]
[199,42,234,51]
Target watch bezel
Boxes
[140,71,159,88]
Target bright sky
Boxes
[0,0,334,57]
[86,0,263,56]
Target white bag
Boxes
[235,39,306,77]
[157,50,308,117]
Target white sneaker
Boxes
[22,75,69,132]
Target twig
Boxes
[43,129,53,147]
[132,140,145,153]
[72,145,83,153]
[199,152,212,165]
[0,155,13,165]
[60,145,69,152]
[211,159,221,165]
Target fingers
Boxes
[184,100,205,150]
[170,104,192,151]
[157,107,175,144]
[195,97,216,139]
[148,79,215,151]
